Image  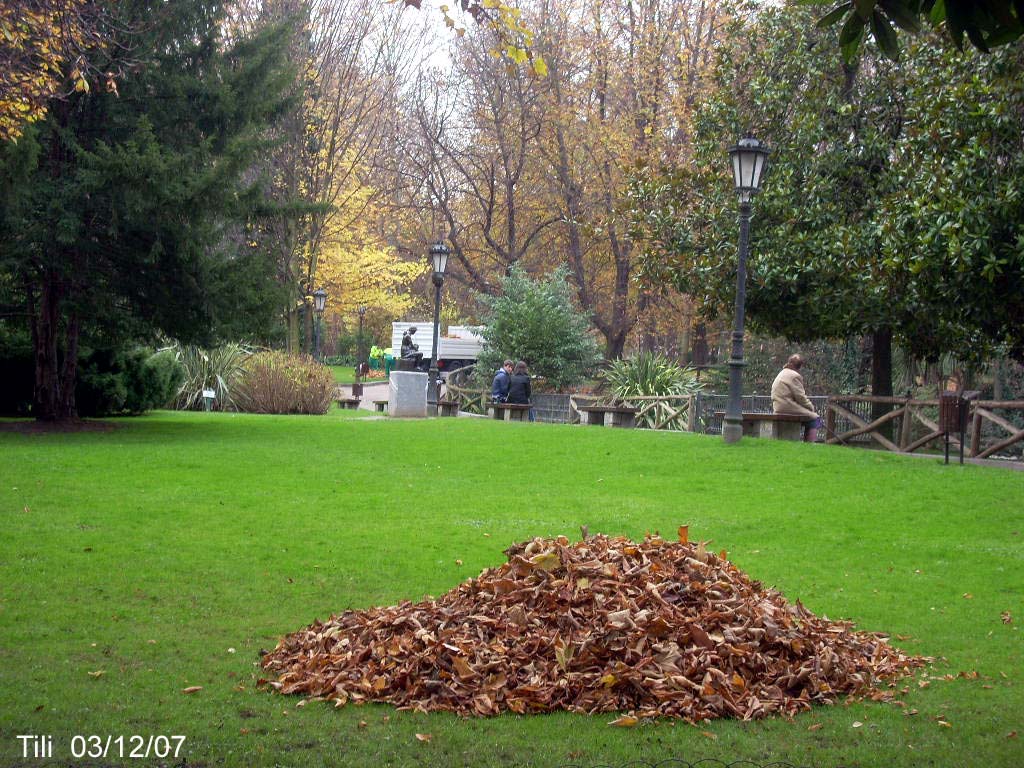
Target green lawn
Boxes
[0,411,1021,767]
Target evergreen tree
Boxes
[0,0,297,420]
[476,266,602,390]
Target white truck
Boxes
[390,322,485,375]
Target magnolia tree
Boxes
[475,266,602,390]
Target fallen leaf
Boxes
[1007,731,1017,739]
[181,686,203,694]
[700,730,717,740]
[608,715,639,727]
[937,720,952,728]
[87,670,105,678]
[239,728,250,735]
[808,723,823,731]
[455,559,463,566]
[529,551,561,571]
[852,721,863,728]
[1001,611,1013,624]
[962,593,973,599]
[677,525,689,544]
[415,733,432,742]
[358,720,367,729]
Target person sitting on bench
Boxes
[505,360,535,422]
[491,359,513,402]
[771,354,820,442]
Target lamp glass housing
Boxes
[429,243,449,275]
[312,288,327,313]
[728,136,769,199]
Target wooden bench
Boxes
[487,402,532,421]
[437,399,459,417]
[577,405,639,428]
[336,397,361,410]
[714,411,806,440]
[372,399,388,413]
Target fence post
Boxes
[826,400,836,442]
[899,399,913,451]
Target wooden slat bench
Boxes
[372,399,388,413]
[487,402,532,421]
[714,411,806,440]
[577,405,639,428]
[437,399,459,417]
[337,397,361,410]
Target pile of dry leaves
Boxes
[261,534,926,721]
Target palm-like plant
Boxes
[601,352,703,429]
[168,342,252,411]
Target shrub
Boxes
[476,266,602,390]
[77,347,185,416]
[601,352,703,430]
[171,343,250,411]
[235,351,335,414]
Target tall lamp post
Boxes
[722,135,769,444]
[427,242,449,413]
[312,288,327,362]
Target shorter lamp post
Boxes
[312,287,327,362]
[722,135,769,444]
[427,242,449,413]
[353,305,367,398]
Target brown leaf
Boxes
[808,723,823,731]
[87,670,105,678]
[181,686,203,694]
[415,733,432,742]
[1001,611,1013,624]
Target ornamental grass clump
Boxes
[236,351,335,415]
[261,533,926,722]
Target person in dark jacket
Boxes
[491,360,513,402]
[506,360,534,421]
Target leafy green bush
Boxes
[601,352,703,430]
[476,266,602,390]
[235,351,335,415]
[171,343,250,411]
[77,347,185,417]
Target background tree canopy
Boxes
[630,4,1024,401]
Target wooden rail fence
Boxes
[825,395,1024,459]
[441,379,1024,461]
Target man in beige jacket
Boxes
[771,354,821,442]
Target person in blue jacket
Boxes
[491,360,513,402]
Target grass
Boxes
[0,410,1021,768]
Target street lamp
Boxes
[427,242,449,413]
[353,305,367,398]
[312,287,327,362]
[722,135,769,444]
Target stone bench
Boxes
[577,405,639,428]
[714,411,806,440]
[487,402,532,421]
[437,399,459,417]
[336,397,361,410]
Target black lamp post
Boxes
[312,287,327,362]
[353,305,367,398]
[722,135,769,444]
[427,242,449,413]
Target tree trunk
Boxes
[871,326,894,438]
[31,272,79,421]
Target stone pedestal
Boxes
[388,371,428,417]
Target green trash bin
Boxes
[384,352,395,377]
